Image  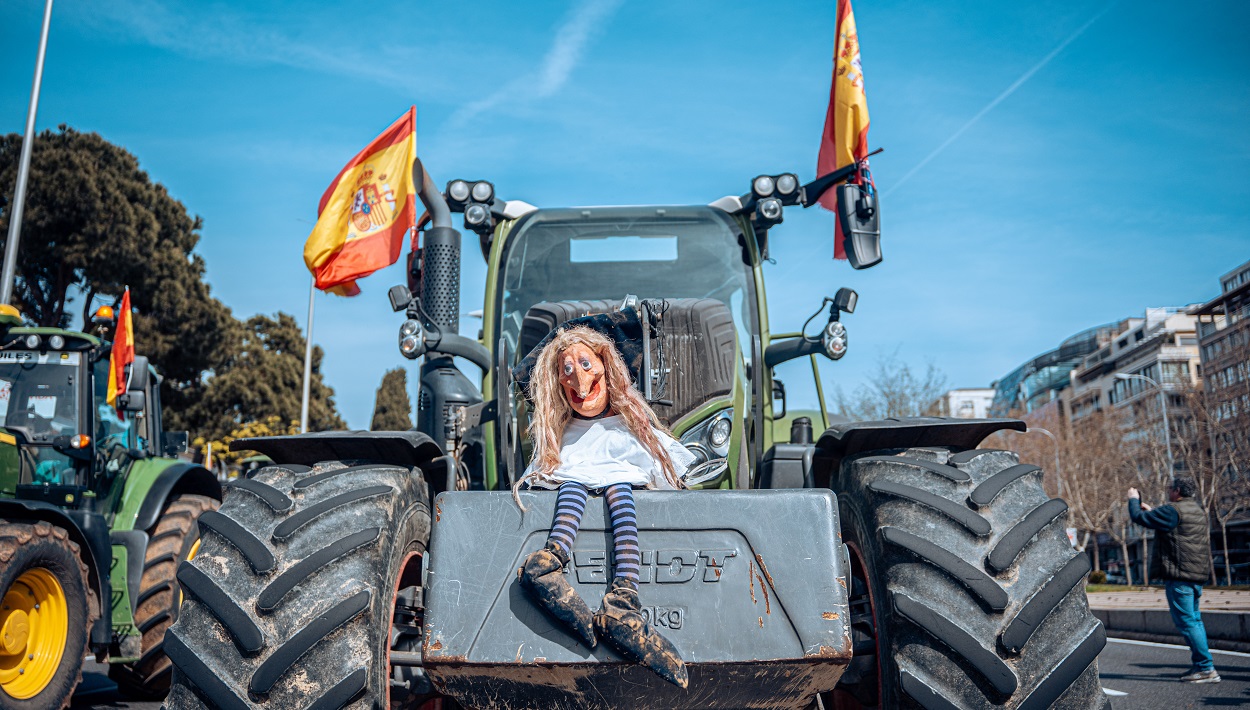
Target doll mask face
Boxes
[558,343,608,418]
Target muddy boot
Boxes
[594,577,688,689]
[518,544,596,648]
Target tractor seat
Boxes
[517,297,736,427]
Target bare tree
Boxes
[835,350,948,421]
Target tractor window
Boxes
[497,207,757,361]
[0,350,81,443]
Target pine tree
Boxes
[370,368,413,431]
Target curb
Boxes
[1092,609,1250,653]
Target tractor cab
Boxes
[0,322,182,509]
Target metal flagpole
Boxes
[1,0,55,305]
[300,276,315,433]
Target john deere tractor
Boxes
[165,160,1107,709]
[0,305,221,708]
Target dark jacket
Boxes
[1129,497,1211,583]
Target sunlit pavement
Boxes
[1099,638,1250,709]
[72,638,1250,708]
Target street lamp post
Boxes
[1115,372,1175,475]
[1115,371,1176,587]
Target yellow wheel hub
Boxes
[0,568,69,699]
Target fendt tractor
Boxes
[0,304,221,708]
[164,160,1108,710]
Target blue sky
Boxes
[2,0,1248,429]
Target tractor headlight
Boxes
[465,203,490,226]
[23,334,40,349]
[48,335,65,350]
[680,408,734,459]
[822,321,847,360]
[447,180,471,203]
[400,319,422,337]
[708,417,732,449]
[470,181,494,203]
[758,197,783,222]
[400,335,423,359]
[776,173,799,196]
[752,175,775,198]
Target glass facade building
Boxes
[989,323,1125,417]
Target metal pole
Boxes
[300,277,315,433]
[1117,372,1174,475]
[1,0,55,305]
[810,354,829,430]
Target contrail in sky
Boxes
[447,0,624,129]
[885,3,1117,197]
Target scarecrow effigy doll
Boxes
[513,325,693,688]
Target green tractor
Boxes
[0,305,221,708]
[164,162,1107,709]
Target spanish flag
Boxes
[817,0,871,260]
[304,107,417,296]
[107,287,134,412]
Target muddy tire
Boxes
[162,462,431,709]
[0,521,97,710]
[831,447,1107,709]
[110,494,219,698]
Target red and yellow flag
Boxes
[106,287,134,410]
[304,107,417,296]
[817,0,871,260]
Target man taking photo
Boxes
[1128,476,1219,683]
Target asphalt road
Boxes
[71,638,1250,708]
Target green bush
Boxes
[1089,570,1107,585]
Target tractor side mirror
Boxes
[836,183,882,270]
[124,356,151,392]
[162,431,189,457]
[116,390,146,413]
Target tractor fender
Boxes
[231,430,445,469]
[119,458,222,534]
[810,416,1026,488]
[0,499,111,647]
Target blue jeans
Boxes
[1165,581,1214,671]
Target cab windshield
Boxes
[0,351,81,443]
[0,350,82,485]
[496,206,757,360]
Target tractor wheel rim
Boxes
[0,568,69,699]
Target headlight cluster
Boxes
[446,179,496,233]
[751,172,800,226]
[823,321,848,360]
[679,408,734,465]
[398,319,425,359]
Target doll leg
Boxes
[518,482,596,647]
[594,484,689,688]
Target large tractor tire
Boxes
[830,447,1107,709]
[162,461,431,709]
[0,521,97,710]
[110,494,220,697]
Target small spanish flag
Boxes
[304,107,417,296]
[817,0,872,260]
[106,287,134,412]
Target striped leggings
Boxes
[547,481,640,582]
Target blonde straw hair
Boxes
[512,326,684,506]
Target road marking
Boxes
[1102,688,1128,696]
[1107,637,1250,658]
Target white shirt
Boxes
[523,414,695,490]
